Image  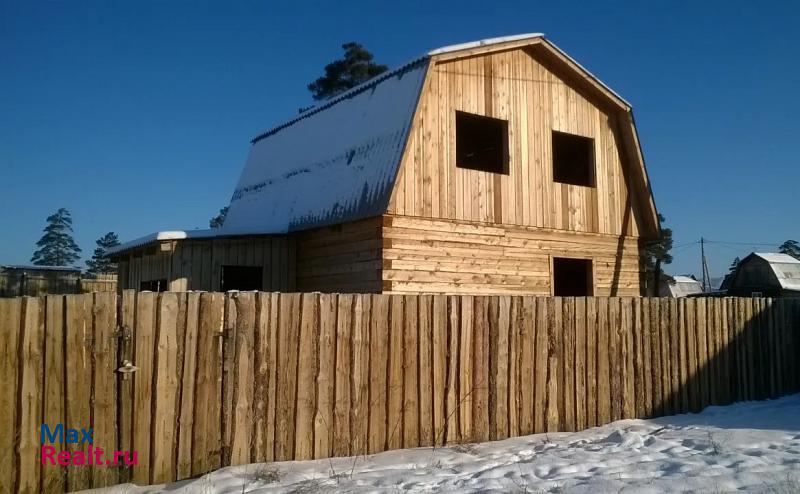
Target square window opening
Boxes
[552,130,595,187]
[221,265,263,292]
[455,111,509,174]
[553,257,593,296]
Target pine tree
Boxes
[779,239,800,260]
[209,207,228,228]
[85,232,121,275]
[643,214,673,295]
[31,208,82,266]
[729,257,741,273]
[307,42,388,101]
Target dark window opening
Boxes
[552,130,595,186]
[553,258,593,296]
[140,279,168,292]
[221,265,263,292]
[455,111,509,174]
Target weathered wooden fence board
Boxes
[0,292,798,493]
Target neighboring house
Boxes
[0,265,81,297]
[659,275,703,298]
[110,33,659,296]
[726,253,800,298]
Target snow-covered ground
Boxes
[94,394,800,493]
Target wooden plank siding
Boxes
[295,217,383,293]
[388,47,645,239]
[382,215,643,296]
[116,236,296,293]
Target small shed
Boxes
[727,253,800,298]
[659,275,703,298]
[0,265,81,297]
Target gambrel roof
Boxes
[111,34,659,255]
[745,253,800,292]
[223,33,658,237]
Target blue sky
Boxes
[1,1,798,278]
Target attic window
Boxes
[552,130,595,187]
[455,111,509,174]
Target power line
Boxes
[705,239,782,247]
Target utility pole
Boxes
[700,237,712,292]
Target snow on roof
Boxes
[753,252,800,264]
[752,252,800,291]
[426,33,544,56]
[106,229,221,256]
[660,275,703,297]
[222,59,428,234]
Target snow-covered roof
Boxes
[753,252,800,264]
[660,275,703,298]
[116,33,639,252]
[107,229,220,256]
[223,58,428,234]
[427,33,543,56]
[753,252,800,291]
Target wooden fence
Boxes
[0,272,117,297]
[1,292,799,493]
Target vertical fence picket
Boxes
[403,295,419,448]
[368,295,389,452]
[131,292,157,484]
[42,296,65,493]
[444,296,460,444]
[176,292,200,478]
[351,293,370,455]
[0,297,21,494]
[17,297,44,494]
[431,295,448,446]
[595,298,610,424]
[387,295,405,448]
[562,297,576,430]
[316,293,337,458]
[65,294,93,490]
[276,293,301,461]
[192,292,223,476]
[519,297,535,435]
[151,293,180,484]
[608,298,622,422]
[91,292,118,487]
[117,290,136,483]
[545,297,560,432]
[533,298,548,434]
[295,293,318,460]
[472,296,489,443]
[418,295,434,446]
[584,297,597,426]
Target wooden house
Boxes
[726,253,800,298]
[111,33,659,296]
